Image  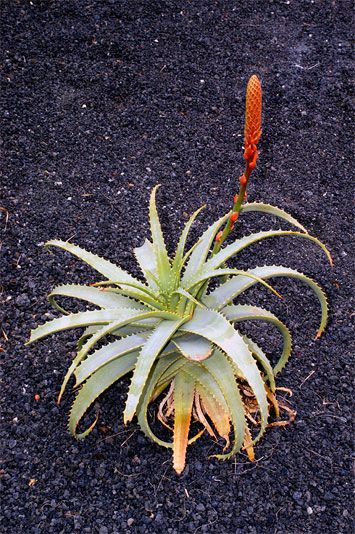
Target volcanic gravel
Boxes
[1,1,353,533]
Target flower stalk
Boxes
[213,74,262,254]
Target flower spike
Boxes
[244,74,262,164]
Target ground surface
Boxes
[1,1,353,533]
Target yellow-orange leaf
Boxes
[173,372,195,475]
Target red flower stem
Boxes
[212,161,252,255]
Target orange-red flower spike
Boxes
[244,75,262,152]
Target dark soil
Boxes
[1,1,353,533]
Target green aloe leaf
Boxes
[181,308,268,439]
[69,352,137,439]
[124,318,187,423]
[243,335,276,391]
[27,307,177,344]
[185,267,281,299]
[133,239,159,290]
[173,334,212,361]
[222,304,292,376]
[171,205,205,277]
[204,230,332,271]
[106,287,164,310]
[173,287,205,309]
[137,354,180,448]
[183,360,231,417]
[28,309,140,344]
[182,212,230,284]
[49,284,148,315]
[45,240,148,292]
[155,356,187,391]
[240,202,308,232]
[75,332,149,385]
[149,185,172,289]
[58,310,174,403]
[203,265,328,337]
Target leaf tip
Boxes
[173,461,185,475]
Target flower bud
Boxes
[239,174,247,187]
[215,231,223,242]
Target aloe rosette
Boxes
[28,184,331,473]
[28,75,331,474]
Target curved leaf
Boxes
[75,333,148,385]
[27,307,178,345]
[182,212,230,284]
[136,354,180,449]
[243,335,275,391]
[203,265,328,337]
[181,308,268,440]
[183,360,231,418]
[49,284,148,315]
[196,384,231,444]
[222,304,292,375]
[204,230,332,272]
[173,287,205,308]
[28,308,140,344]
[45,239,148,292]
[240,203,308,232]
[124,318,187,424]
[185,267,281,299]
[69,352,137,439]
[58,310,172,403]
[202,350,247,458]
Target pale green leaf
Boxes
[173,334,212,361]
[171,205,205,276]
[181,308,268,439]
[222,304,292,375]
[185,267,281,299]
[204,230,332,271]
[45,239,148,291]
[75,333,149,385]
[134,239,159,290]
[49,284,148,315]
[124,318,187,423]
[149,185,171,289]
[136,354,180,448]
[181,212,230,284]
[202,350,247,458]
[240,202,308,232]
[69,352,137,439]
[203,265,328,338]
[243,335,275,391]
[28,308,141,344]
[58,310,173,403]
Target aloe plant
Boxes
[28,75,331,474]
